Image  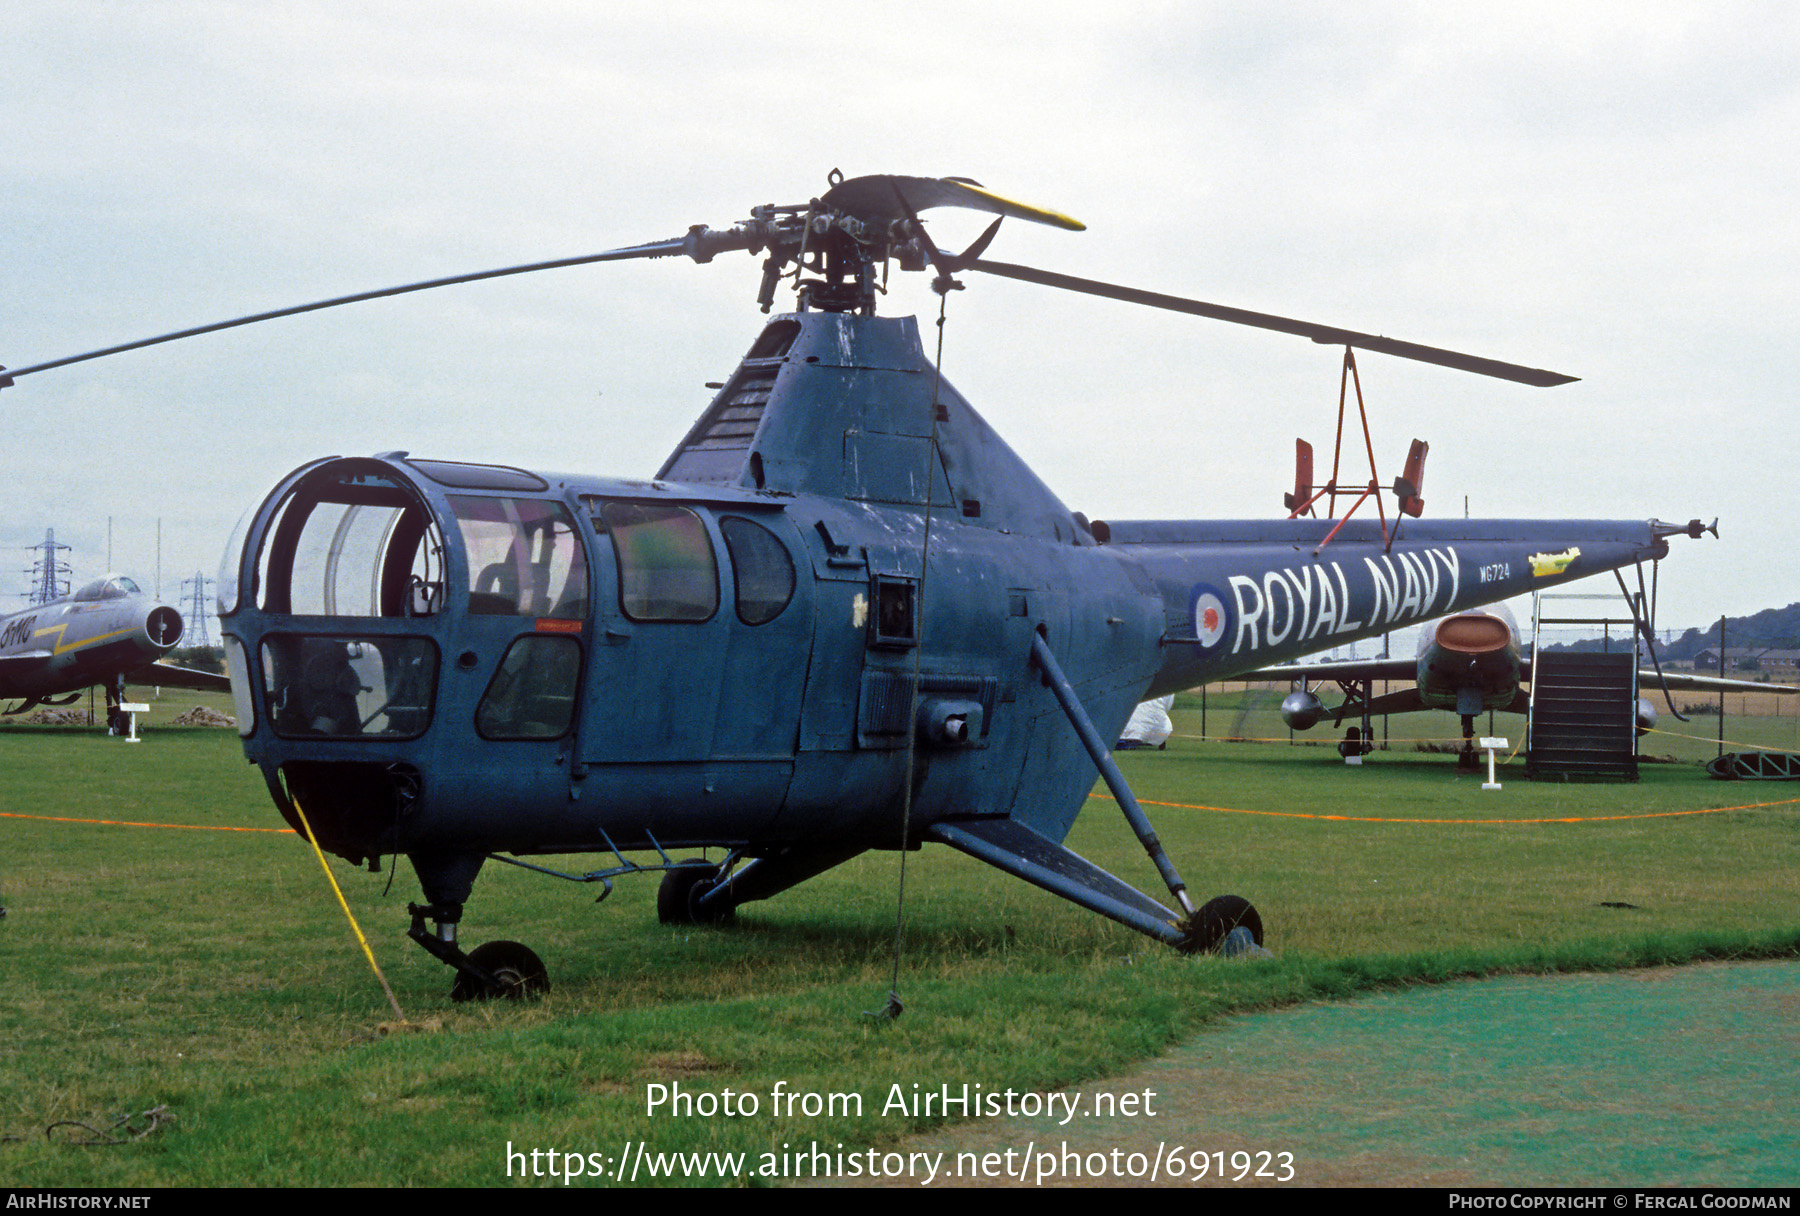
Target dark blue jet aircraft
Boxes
[2,174,1715,999]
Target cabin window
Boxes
[719,515,795,625]
[448,497,588,619]
[260,634,438,739]
[223,636,255,736]
[594,502,719,623]
[475,635,581,739]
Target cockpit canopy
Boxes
[248,463,446,619]
[71,574,142,602]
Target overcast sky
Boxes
[5,1,1795,637]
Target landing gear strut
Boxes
[105,676,126,736]
[1456,713,1480,772]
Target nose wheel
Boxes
[409,902,550,1002]
[449,940,549,1002]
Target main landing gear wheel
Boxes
[1182,895,1264,955]
[449,940,549,1002]
[657,861,735,925]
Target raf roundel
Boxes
[1191,584,1231,650]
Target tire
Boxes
[657,861,735,925]
[1187,894,1264,955]
[449,939,548,1002]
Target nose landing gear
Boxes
[449,940,549,1002]
[409,902,550,1002]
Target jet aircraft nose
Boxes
[1434,612,1511,655]
[145,605,183,650]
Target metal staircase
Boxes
[1527,591,1642,782]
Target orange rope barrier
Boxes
[1172,731,1516,747]
[0,810,292,833]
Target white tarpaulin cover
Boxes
[1117,694,1174,748]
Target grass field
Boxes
[2,690,1796,1187]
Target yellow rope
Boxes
[288,795,408,1024]
[1089,790,1800,825]
[1642,726,1800,753]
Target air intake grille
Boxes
[683,366,777,452]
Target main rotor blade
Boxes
[968,258,1577,387]
[822,175,1085,231]
[2,235,719,383]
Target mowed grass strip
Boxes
[1,703,1795,1186]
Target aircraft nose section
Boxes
[145,605,183,650]
[1435,613,1510,655]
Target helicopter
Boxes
[2,172,1711,1000]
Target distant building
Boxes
[1690,647,1800,674]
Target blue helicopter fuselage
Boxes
[218,311,1670,915]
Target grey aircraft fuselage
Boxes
[0,575,189,711]
[1257,603,1791,736]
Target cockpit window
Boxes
[449,496,588,619]
[407,459,548,492]
[72,576,139,602]
[594,502,718,623]
[476,635,581,739]
[268,497,445,618]
[253,464,446,618]
[262,634,438,739]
